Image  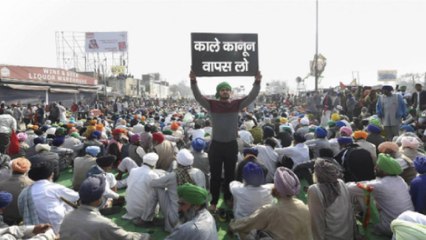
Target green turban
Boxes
[327,120,336,127]
[215,82,232,99]
[369,118,381,127]
[377,153,402,175]
[177,183,208,205]
[162,129,173,135]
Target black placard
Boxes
[191,33,258,77]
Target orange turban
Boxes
[95,124,104,131]
[171,122,180,131]
[353,131,368,140]
[11,158,31,173]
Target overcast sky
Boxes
[1,0,425,94]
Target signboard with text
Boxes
[0,65,98,85]
[377,70,397,82]
[191,33,258,77]
[85,32,128,53]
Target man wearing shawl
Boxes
[308,158,354,239]
[18,159,79,234]
[164,183,217,240]
[150,149,206,232]
[0,191,55,240]
[347,153,414,236]
[60,176,150,240]
[190,70,261,211]
[0,158,33,225]
[229,167,312,240]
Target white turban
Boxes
[35,144,51,152]
[46,127,56,136]
[132,124,144,134]
[176,149,194,166]
[143,152,159,167]
[300,117,309,126]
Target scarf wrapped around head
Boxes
[175,164,195,186]
[274,167,300,197]
[215,82,232,99]
[367,124,382,134]
[242,162,265,186]
[401,136,420,149]
[0,191,13,208]
[177,183,209,205]
[314,158,342,208]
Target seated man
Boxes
[164,183,217,240]
[229,167,312,240]
[347,153,414,237]
[60,176,150,240]
[1,191,56,239]
[18,159,79,234]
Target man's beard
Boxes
[179,206,198,223]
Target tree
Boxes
[169,80,192,98]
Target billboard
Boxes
[191,33,258,77]
[378,70,397,81]
[85,32,128,53]
[0,65,98,85]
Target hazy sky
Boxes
[1,0,425,94]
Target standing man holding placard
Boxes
[189,70,261,211]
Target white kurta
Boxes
[254,145,279,183]
[229,181,274,219]
[275,143,310,169]
[123,165,162,221]
[30,180,79,234]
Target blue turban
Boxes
[191,138,205,152]
[335,121,346,129]
[0,191,13,208]
[52,136,65,147]
[315,127,328,138]
[414,156,426,174]
[91,131,102,139]
[85,146,101,157]
[367,124,382,134]
[242,162,265,186]
[79,175,106,204]
[243,147,259,157]
[337,137,353,145]
[400,124,415,133]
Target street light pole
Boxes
[315,0,319,91]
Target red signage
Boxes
[0,65,98,86]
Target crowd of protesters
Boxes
[0,78,426,239]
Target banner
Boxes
[85,32,128,53]
[191,33,258,77]
[0,65,97,85]
[377,70,397,81]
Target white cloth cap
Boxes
[35,144,51,152]
[136,146,146,159]
[143,152,159,167]
[300,117,309,126]
[176,149,194,166]
[46,127,56,135]
[132,124,144,134]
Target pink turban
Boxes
[17,132,28,142]
[274,167,300,197]
[339,126,353,137]
[401,136,420,149]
